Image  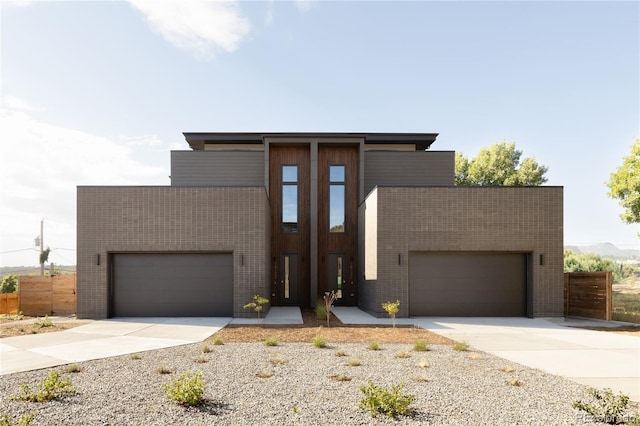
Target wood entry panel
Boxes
[269,145,310,307]
[318,144,358,305]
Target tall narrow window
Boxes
[282,165,298,233]
[329,165,345,233]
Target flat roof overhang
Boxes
[182,132,439,151]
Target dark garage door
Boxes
[409,252,526,317]
[112,253,233,317]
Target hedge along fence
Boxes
[564,272,612,321]
[13,274,77,316]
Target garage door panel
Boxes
[409,252,526,317]
[113,253,232,317]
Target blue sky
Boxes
[0,0,638,267]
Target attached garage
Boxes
[409,252,528,317]
[111,253,233,317]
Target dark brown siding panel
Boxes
[364,151,454,194]
[171,151,264,186]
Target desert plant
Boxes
[347,357,361,367]
[507,379,523,387]
[329,374,352,382]
[500,366,515,373]
[157,366,174,375]
[270,353,287,366]
[335,348,347,357]
[243,294,269,319]
[323,291,337,327]
[413,340,428,352]
[211,337,224,345]
[163,371,204,406]
[33,316,53,328]
[413,375,429,383]
[572,388,631,424]
[367,341,380,351]
[201,345,212,354]
[359,381,415,418]
[194,357,208,364]
[256,371,273,379]
[382,300,400,328]
[10,371,76,402]
[452,341,470,352]
[313,334,327,348]
[130,353,142,360]
[416,359,429,368]
[264,336,279,347]
[0,413,34,426]
[63,364,82,373]
[395,351,411,359]
[469,353,481,360]
[315,299,327,320]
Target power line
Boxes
[0,248,36,254]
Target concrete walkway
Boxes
[332,308,640,402]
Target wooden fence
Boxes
[0,275,77,316]
[564,272,612,321]
[0,293,19,314]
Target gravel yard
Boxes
[0,340,620,425]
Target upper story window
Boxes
[329,165,345,233]
[282,165,298,233]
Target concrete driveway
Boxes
[0,317,230,375]
[331,308,640,402]
[413,317,640,402]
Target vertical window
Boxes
[282,166,298,233]
[336,255,343,299]
[284,255,290,299]
[329,165,345,233]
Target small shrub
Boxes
[367,341,380,351]
[416,359,429,368]
[10,371,76,402]
[347,357,361,367]
[33,316,53,328]
[507,379,523,387]
[335,348,347,357]
[323,291,337,327]
[243,294,269,319]
[359,381,415,418]
[313,335,327,348]
[413,376,429,383]
[381,300,400,328]
[201,345,212,354]
[315,299,327,320]
[0,274,18,294]
[500,366,515,373]
[157,366,174,375]
[211,337,224,345]
[63,364,82,373]
[194,357,208,364]
[572,388,631,424]
[413,340,428,352]
[270,353,287,366]
[452,341,469,352]
[163,371,204,406]
[256,371,273,379]
[329,374,352,382]
[130,353,142,360]
[264,337,279,347]
[395,351,411,359]
[0,413,34,426]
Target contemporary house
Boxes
[77,132,563,319]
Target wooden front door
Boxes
[269,145,310,307]
[318,145,358,305]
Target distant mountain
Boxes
[565,243,640,258]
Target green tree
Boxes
[455,141,548,186]
[0,274,18,293]
[564,250,627,283]
[607,138,640,232]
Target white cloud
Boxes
[128,0,250,59]
[0,98,168,266]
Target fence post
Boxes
[606,271,612,321]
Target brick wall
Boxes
[77,186,269,318]
[360,186,564,317]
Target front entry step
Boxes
[230,306,303,325]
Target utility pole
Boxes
[40,219,44,276]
